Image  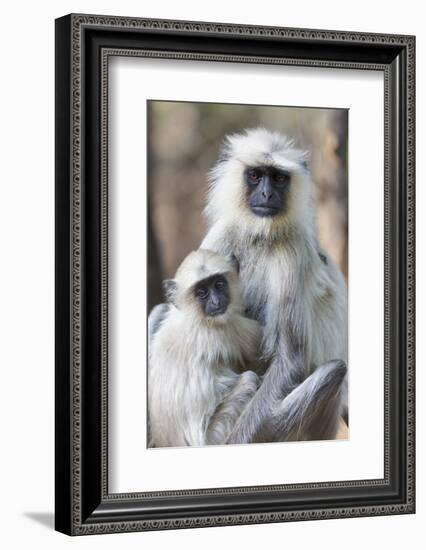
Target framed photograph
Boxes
[55,14,415,535]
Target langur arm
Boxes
[148,277,178,345]
[206,371,260,445]
[148,303,169,343]
[227,295,310,444]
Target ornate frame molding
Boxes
[55,14,415,535]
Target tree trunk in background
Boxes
[334,110,349,280]
[148,209,163,312]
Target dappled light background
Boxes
[147,101,348,311]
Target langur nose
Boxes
[261,179,273,200]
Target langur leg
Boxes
[272,359,347,441]
[341,374,348,426]
[227,359,347,444]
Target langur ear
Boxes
[276,359,347,441]
[318,251,328,265]
[163,279,177,305]
[229,253,240,275]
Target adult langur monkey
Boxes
[148,249,347,446]
[201,128,348,444]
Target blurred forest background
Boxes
[147,101,348,311]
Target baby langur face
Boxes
[244,165,291,218]
[194,274,230,317]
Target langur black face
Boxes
[194,274,230,317]
[245,165,291,217]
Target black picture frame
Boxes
[55,13,415,536]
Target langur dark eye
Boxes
[215,280,226,290]
[196,287,209,299]
[246,169,259,183]
[274,171,290,186]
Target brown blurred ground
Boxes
[148,100,348,310]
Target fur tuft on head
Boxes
[205,128,312,240]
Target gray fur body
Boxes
[148,250,262,447]
[201,128,348,443]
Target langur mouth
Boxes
[251,205,280,217]
[206,306,228,317]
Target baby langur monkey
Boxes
[148,249,263,448]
